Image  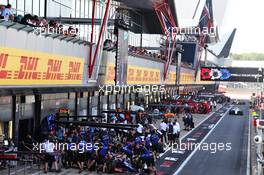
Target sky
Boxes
[223,0,264,53]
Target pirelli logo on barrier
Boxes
[0,47,84,85]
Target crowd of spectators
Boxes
[103,39,116,51]
[1,3,192,68]
[0,4,79,37]
[103,41,168,62]
[128,45,166,61]
[0,4,14,21]
[103,41,193,68]
[128,45,193,68]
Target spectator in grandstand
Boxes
[48,20,59,33]
[39,18,48,27]
[0,4,14,21]
[21,14,35,26]
[58,24,64,34]
[32,15,41,26]
[103,39,114,51]
[148,52,153,57]
[161,55,166,61]
[24,15,40,27]
[67,26,79,37]
[153,53,157,59]
[0,5,5,19]
[14,14,23,23]
[128,45,133,52]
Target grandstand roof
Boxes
[114,0,178,34]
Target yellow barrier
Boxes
[0,47,84,85]
[105,64,195,85]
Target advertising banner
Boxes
[106,64,161,85]
[106,64,195,85]
[201,67,264,82]
[0,47,84,85]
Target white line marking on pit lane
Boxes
[208,124,215,129]
[31,171,42,175]
[31,169,72,175]
[165,157,178,162]
[159,109,220,157]
[186,138,197,141]
[246,110,251,175]
[10,166,31,175]
[173,105,233,175]
[172,150,185,154]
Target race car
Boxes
[229,107,244,115]
[232,100,246,105]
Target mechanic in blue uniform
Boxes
[122,142,133,160]
[77,136,86,173]
[140,145,157,174]
[96,144,109,173]
[86,139,97,171]
[150,130,162,159]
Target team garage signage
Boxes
[201,67,264,82]
[0,47,84,85]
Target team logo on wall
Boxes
[201,68,231,80]
[201,67,263,82]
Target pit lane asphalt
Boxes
[156,103,249,175]
[172,104,249,175]
[177,103,249,175]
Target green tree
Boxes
[230,53,264,61]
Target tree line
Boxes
[230,53,264,61]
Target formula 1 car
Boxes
[229,107,244,115]
[232,100,246,105]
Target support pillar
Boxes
[33,94,42,141]
[74,92,80,119]
[115,92,118,110]
[97,92,101,115]
[107,92,110,110]
[123,89,126,110]
[87,92,91,116]
[12,96,20,147]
